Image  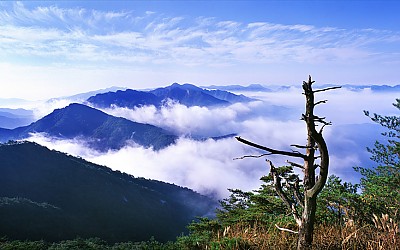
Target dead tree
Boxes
[236,76,340,250]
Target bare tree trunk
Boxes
[236,76,340,250]
[297,76,332,249]
[298,196,317,249]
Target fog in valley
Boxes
[24,86,398,198]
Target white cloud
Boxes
[1,2,399,100]
[20,86,399,197]
[101,101,252,137]
[1,1,399,68]
[26,133,265,198]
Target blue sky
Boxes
[1,1,400,99]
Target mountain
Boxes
[150,83,229,107]
[0,141,216,243]
[0,103,177,151]
[87,89,162,109]
[205,84,271,92]
[87,83,255,109]
[0,108,33,117]
[0,108,35,129]
[47,86,128,104]
[340,84,400,92]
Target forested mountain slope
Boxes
[0,141,216,243]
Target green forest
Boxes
[1,95,399,249]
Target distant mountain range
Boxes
[87,83,254,109]
[1,82,398,151]
[339,84,400,92]
[0,141,216,243]
[0,108,35,129]
[47,86,128,104]
[204,84,271,92]
[0,103,177,151]
[205,83,400,92]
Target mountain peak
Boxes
[0,103,177,151]
[167,83,202,91]
[87,83,254,109]
[170,82,181,88]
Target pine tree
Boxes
[355,99,400,221]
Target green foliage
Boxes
[0,239,49,250]
[48,238,107,250]
[0,237,183,250]
[216,176,291,227]
[355,99,400,221]
[0,141,215,243]
[316,175,360,225]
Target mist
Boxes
[24,87,398,198]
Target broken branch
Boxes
[313,86,342,93]
[236,137,307,159]
[290,144,313,149]
[286,160,304,169]
[268,160,302,225]
[314,100,328,106]
[233,153,272,160]
[275,224,299,234]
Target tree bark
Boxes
[297,196,317,249]
[236,76,339,250]
[297,76,332,250]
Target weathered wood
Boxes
[236,75,340,250]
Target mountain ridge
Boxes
[0,103,177,151]
[87,83,255,109]
[0,141,216,243]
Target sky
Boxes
[1,1,400,100]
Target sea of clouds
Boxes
[24,87,398,198]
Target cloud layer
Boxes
[1,2,399,100]
[1,2,399,67]
[24,87,399,198]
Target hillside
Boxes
[0,141,216,243]
[0,103,177,151]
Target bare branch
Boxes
[313,164,320,170]
[313,86,342,93]
[313,115,326,120]
[275,224,298,234]
[319,124,328,134]
[268,160,302,226]
[313,116,332,125]
[293,178,304,209]
[236,137,307,159]
[290,144,313,149]
[233,153,271,160]
[286,160,304,169]
[314,100,328,106]
[291,149,303,155]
